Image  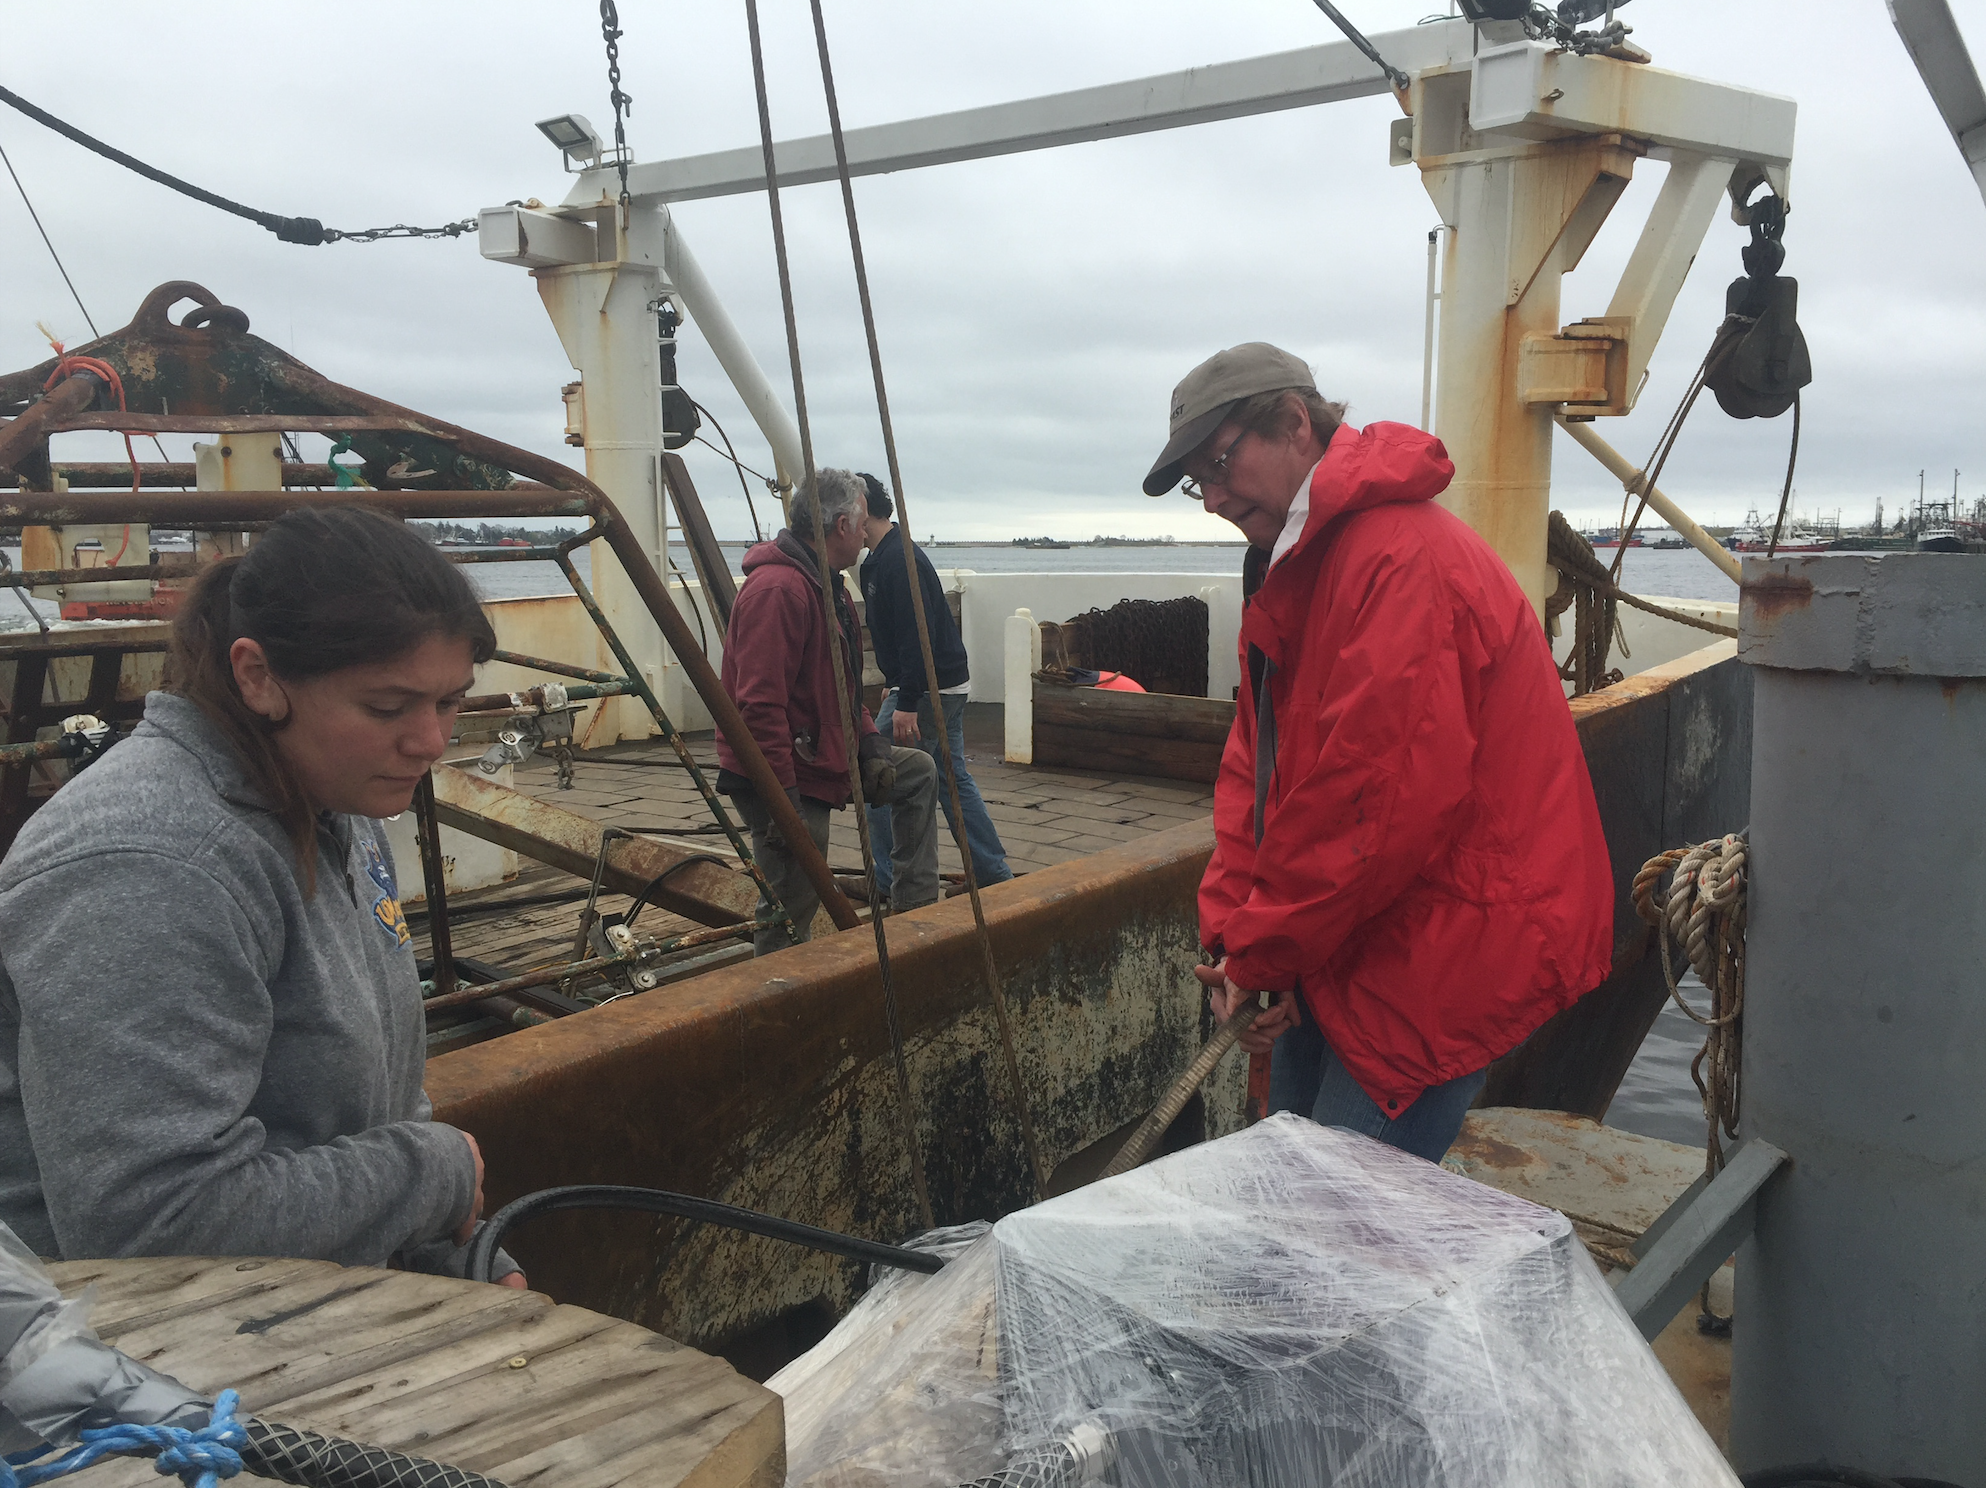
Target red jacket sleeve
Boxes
[1198,641,1260,954]
[1220,547,1480,995]
[728,578,810,791]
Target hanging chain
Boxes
[600,1,634,211]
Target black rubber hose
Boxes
[623,854,735,930]
[1740,1467,1968,1488]
[465,1185,945,1284]
[241,1415,508,1488]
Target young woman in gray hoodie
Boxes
[0,506,522,1284]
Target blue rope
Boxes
[2,1390,245,1488]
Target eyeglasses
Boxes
[1181,431,1249,500]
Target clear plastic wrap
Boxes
[0,1222,207,1452]
[772,1113,1736,1488]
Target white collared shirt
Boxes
[1269,458,1324,570]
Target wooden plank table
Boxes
[43,1257,784,1488]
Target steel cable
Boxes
[742,0,935,1232]
[805,0,1052,1202]
[0,83,471,244]
[689,401,768,540]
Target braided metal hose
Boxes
[1098,1004,1260,1181]
[239,1417,507,1488]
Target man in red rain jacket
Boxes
[1142,343,1613,1161]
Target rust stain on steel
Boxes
[427,819,1229,1352]
[1740,571,1815,625]
[1446,1108,1703,1239]
[429,765,757,927]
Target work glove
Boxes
[861,752,896,805]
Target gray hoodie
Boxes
[0,691,476,1269]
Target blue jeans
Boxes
[1267,998,1487,1163]
[868,689,1013,894]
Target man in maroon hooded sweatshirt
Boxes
[717,468,940,954]
[1142,343,1614,1161]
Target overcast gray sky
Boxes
[5,1,1983,541]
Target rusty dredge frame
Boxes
[0,281,864,1021]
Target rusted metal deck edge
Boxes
[427,817,1227,1347]
[422,642,1747,1347]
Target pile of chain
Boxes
[1634,831,1748,1328]
[1546,511,1625,694]
[1045,595,1210,698]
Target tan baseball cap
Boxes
[1142,342,1316,496]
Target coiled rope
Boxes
[1634,831,1748,1329]
[4,1389,247,1488]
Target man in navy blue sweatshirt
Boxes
[856,473,1013,893]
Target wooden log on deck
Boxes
[429,764,758,929]
[1030,683,1234,783]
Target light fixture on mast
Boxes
[536,114,607,171]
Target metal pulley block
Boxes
[1705,192,1811,420]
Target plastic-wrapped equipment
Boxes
[771,1113,1737,1488]
[0,1222,208,1455]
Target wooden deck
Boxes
[424,703,1215,1008]
[45,1257,783,1488]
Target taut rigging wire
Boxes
[743,0,936,1232]
[0,81,473,244]
[805,0,1051,1202]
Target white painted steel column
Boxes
[660,217,803,494]
[1419,138,1628,619]
[535,251,668,743]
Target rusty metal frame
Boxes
[0,281,863,1018]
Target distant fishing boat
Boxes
[1584,528,1644,549]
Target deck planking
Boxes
[425,704,1213,990]
[43,1256,783,1488]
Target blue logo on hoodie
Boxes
[361,837,411,947]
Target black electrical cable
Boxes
[465,1185,945,1285]
[0,82,472,245]
[623,852,736,930]
[1740,1467,1968,1488]
[1764,391,1803,558]
[690,399,768,541]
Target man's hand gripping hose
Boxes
[1097,963,1282,1181]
